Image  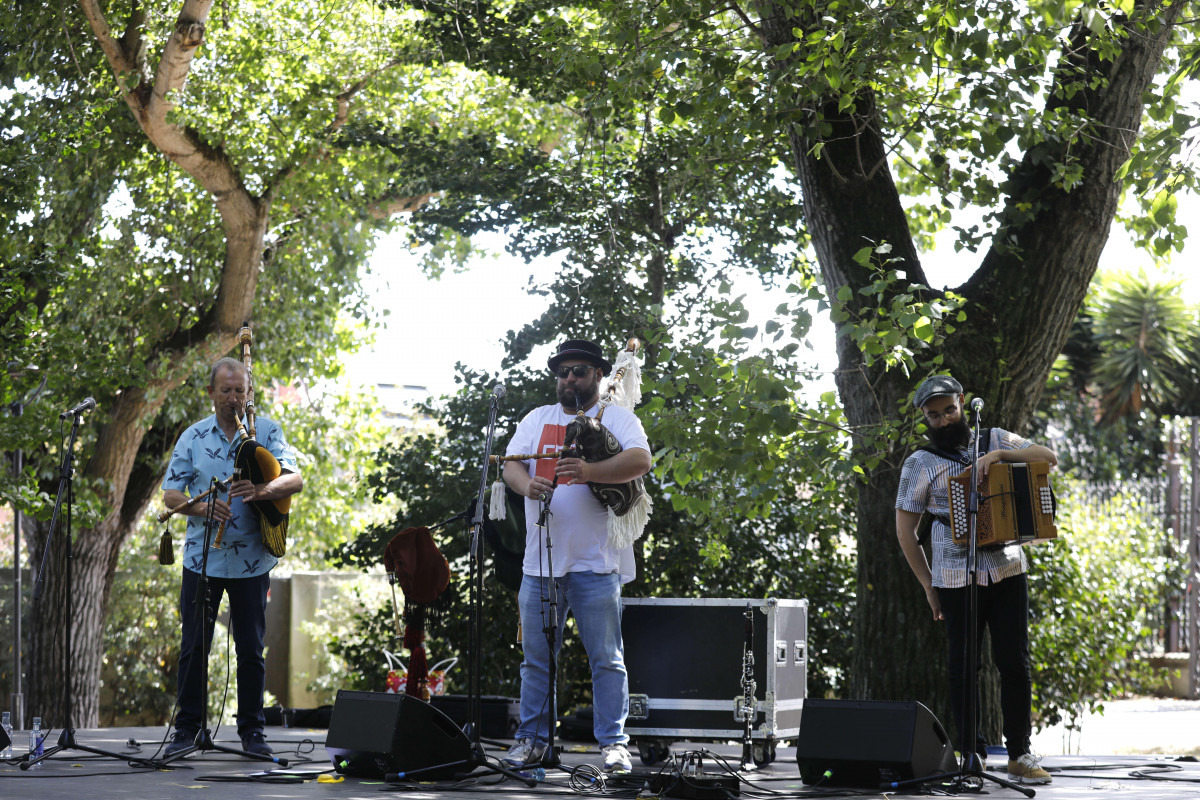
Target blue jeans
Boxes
[176,569,270,739]
[517,572,629,747]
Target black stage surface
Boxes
[3,723,1200,800]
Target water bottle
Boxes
[519,767,545,783]
[1,711,12,758]
[29,716,44,765]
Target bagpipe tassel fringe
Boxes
[489,478,507,521]
[607,491,652,550]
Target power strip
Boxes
[647,770,740,799]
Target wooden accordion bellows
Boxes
[947,462,1057,547]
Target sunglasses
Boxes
[555,365,596,379]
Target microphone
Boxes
[537,490,552,504]
[970,397,984,412]
[492,383,506,398]
[59,397,97,419]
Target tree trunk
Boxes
[754,0,1185,743]
[24,0,274,723]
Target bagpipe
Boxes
[489,338,652,549]
[156,323,291,561]
[231,322,291,557]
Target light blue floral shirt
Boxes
[162,414,298,579]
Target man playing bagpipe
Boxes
[499,339,651,775]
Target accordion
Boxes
[946,462,1057,547]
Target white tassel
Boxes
[488,478,507,521]
[606,492,652,550]
[608,349,642,411]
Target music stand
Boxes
[156,476,289,769]
[889,404,1034,797]
[22,408,157,770]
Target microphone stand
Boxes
[405,386,535,786]
[23,410,156,770]
[531,462,572,775]
[158,476,289,769]
[888,403,1034,797]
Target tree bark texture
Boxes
[755,0,1185,740]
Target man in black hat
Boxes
[895,375,1056,784]
[500,339,651,775]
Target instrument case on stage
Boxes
[621,597,807,761]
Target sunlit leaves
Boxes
[1029,480,1183,730]
[830,243,964,372]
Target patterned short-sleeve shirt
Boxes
[895,427,1031,588]
[162,414,299,579]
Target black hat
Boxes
[547,339,612,374]
[913,375,964,409]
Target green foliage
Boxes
[1088,270,1199,421]
[829,249,965,373]
[261,379,396,568]
[1032,268,1198,482]
[300,578,406,702]
[101,550,180,727]
[1028,480,1184,732]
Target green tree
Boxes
[0,0,558,725]
[369,0,1199,737]
[1033,270,1199,482]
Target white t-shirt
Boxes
[506,403,650,583]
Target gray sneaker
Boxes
[601,743,632,774]
[502,738,546,768]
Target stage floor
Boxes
[2,719,1200,800]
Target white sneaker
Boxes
[601,743,632,774]
[1007,753,1051,784]
[501,738,545,768]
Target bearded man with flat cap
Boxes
[500,339,651,775]
[895,375,1056,784]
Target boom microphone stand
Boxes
[157,476,288,768]
[23,405,156,770]
[404,384,535,786]
[888,400,1033,797]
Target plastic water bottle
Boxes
[1,711,12,758]
[29,716,43,764]
[519,767,545,783]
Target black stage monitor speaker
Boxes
[326,689,473,780]
[795,699,957,789]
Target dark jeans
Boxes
[937,573,1032,760]
[176,569,271,738]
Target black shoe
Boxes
[164,730,195,758]
[241,731,273,756]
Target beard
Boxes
[927,415,971,451]
[558,379,600,410]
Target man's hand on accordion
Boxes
[975,450,1005,480]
